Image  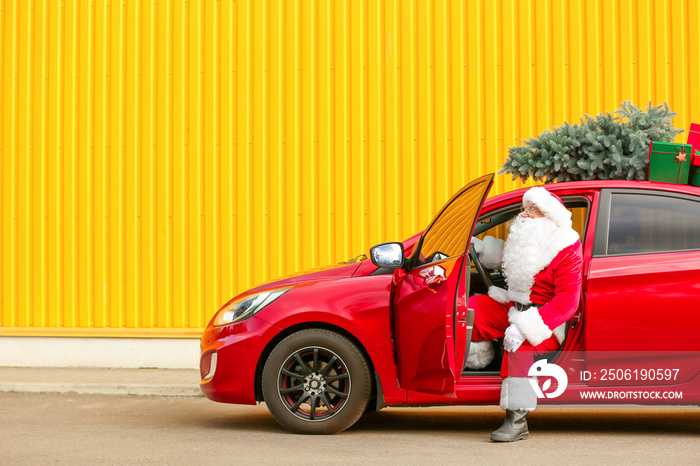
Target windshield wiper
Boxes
[342,254,368,264]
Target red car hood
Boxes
[249,261,363,293]
[248,232,423,294]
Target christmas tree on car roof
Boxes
[500,101,684,183]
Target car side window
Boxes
[467,199,587,294]
[474,201,588,247]
[607,193,700,255]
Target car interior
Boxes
[461,197,590,376]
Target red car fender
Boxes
[254,274,408,405]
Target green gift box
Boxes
[647,141,692,184]
[690,167,700,187]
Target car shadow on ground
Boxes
[192,404,699,436]
[351,408,700,435]
[190,407,285,433]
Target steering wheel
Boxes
[469,244,493,289]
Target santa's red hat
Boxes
[522,187,572,229]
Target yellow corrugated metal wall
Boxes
[1,0,698,337]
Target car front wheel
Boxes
[261,329,371,434]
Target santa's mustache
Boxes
[507,213,557,239]
[508,213,542,229]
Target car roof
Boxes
[484,179,700,208]
[400,179,700,249]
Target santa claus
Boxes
[467,186,583,442]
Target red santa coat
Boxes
[468,187,584,408]
[469,241,583,380]
[484,188,584,346]
[470,241,582,348]
[527,241,583,339]
[467,187,584,372]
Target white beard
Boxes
[501,214,575,303]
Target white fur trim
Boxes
[488,286,509,304]
[479,236,505,270]
[500,377,538,411]
[471,236,485,254]
[523,186,573,229]
[512,307,553,347]
[553,323,567,344]
[508,306,519,324]
[465,341,495,370]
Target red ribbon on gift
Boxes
[675,149,687,183]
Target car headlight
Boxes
[212,288,292,327]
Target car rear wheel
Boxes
[261,329,371,434]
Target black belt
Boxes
[513,302,542,311]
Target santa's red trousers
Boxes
[470,294,560,378]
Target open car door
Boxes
[392,174,493,395]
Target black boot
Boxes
[490,409,529,442]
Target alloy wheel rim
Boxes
[276,346,351,422]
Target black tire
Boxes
[261,329,371,434]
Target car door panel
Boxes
[586,189,700,387]
[587,251,700,353]
[392,174,494,396]
[393,256,464,395]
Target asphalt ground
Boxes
[0,368,698,464]
[1,391,698,465]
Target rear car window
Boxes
[607,193,700,255]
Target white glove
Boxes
[470,237,484,255]
[504,324,525,353]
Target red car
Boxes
[200,174,700,434]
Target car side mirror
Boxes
[370,242,405,269]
